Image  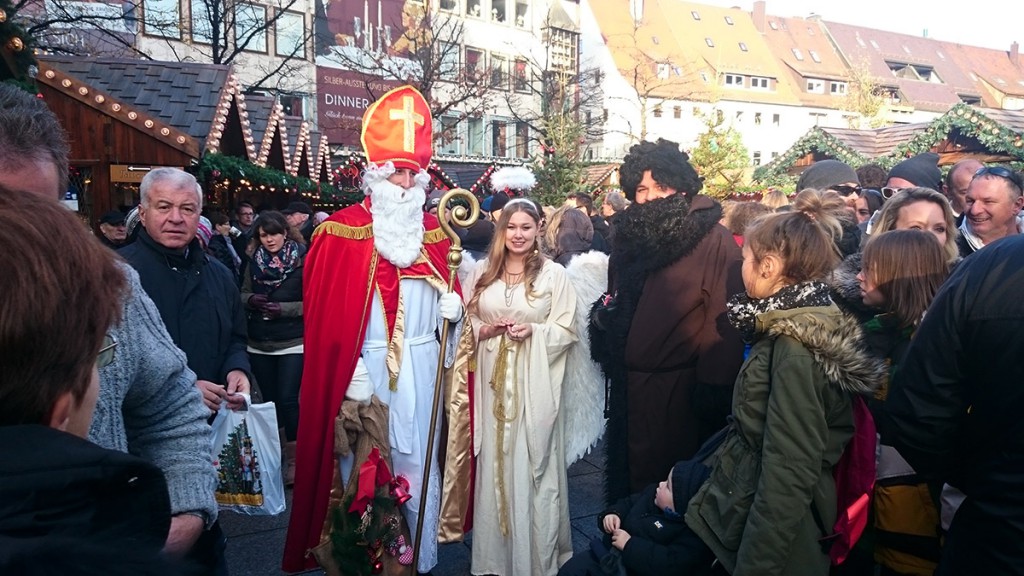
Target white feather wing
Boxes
[561,251,610,466]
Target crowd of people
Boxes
[2,79,1023,576]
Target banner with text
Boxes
[316,68,403,146]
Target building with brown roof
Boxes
[582,0,859,165]
[582,0,1024,183]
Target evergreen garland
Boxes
[191,152,333,200]
[0,0,37,83]
[753,103,1024,185]
[752,127,867,187]
[329,492,402,576]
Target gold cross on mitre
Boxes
[389,96,425,154]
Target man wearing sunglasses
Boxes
[796,159,862,214]
[794,159,864,256]
[957,166,1024,257]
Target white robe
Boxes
[467,260,577,576]
[339,278,443,573]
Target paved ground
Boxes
[222,439,607,575]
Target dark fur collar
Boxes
[610,193,723,299]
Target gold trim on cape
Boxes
[313,221,443,245]
[422,227,446,244]
[315,221,374,241]
[437,319,476,542]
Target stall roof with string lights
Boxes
[754,103,1024,185]
[36,55,257,222]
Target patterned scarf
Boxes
[252,239,301,293]
[727,281,833,343]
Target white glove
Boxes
[438,292,464,322]
[345,357,372,405]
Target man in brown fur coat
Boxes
[590,139,745,503]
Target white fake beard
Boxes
[369,178,427,268]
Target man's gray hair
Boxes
[0,84,71,198]
[603,190,628,212]
[140,168,203,209]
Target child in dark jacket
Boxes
[558,459,715,576]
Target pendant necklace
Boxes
[503,269,524,307]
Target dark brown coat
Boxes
[590,193,745,501]
[623,223,745,491]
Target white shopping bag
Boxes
[210,393,286,515]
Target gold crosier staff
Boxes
[411,187,479,570]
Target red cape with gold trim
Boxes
[282,198,464,572]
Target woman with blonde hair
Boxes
[686,189,884,575]
[867,187,959,265]
[760,188,791,211]
[540,205,569,258]
[465,198,578,575]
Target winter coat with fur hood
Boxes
[686,304,883,576]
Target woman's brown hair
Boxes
[744,189,843,283]
[862,229,949,328]
[248,210,305,255]
[0,188,125,426]
[468,200,545,314]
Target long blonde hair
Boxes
[542,205,570,255]
[467,200,545,314]
[870,187,959,265]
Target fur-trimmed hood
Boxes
[758,305,884,395]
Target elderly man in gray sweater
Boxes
[0,84,216,559]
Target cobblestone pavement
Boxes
[222,439,606,576]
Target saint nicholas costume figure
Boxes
[282,86,470,574]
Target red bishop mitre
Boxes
[360,85,433,172]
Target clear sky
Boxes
[694,0,1020,52]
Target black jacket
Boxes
[241,245,305,344]
[0,425,176,574]
[598,484,709,575]
[885,234,1024,575]
[207,234,240,285]
[298,218,315,245]
[120,229,251,384]
[590,214,612,254]
[954,231,977,259]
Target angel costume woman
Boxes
[465,199,577,575]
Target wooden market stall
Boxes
[37,55,257,225]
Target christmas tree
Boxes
[0,0,38,84]
[214,418,265,506]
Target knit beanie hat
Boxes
[797,160,859,192]
[196,216,213,248]
[887,152,942,190]
[670,459,710,514]
[489,192,510,214]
